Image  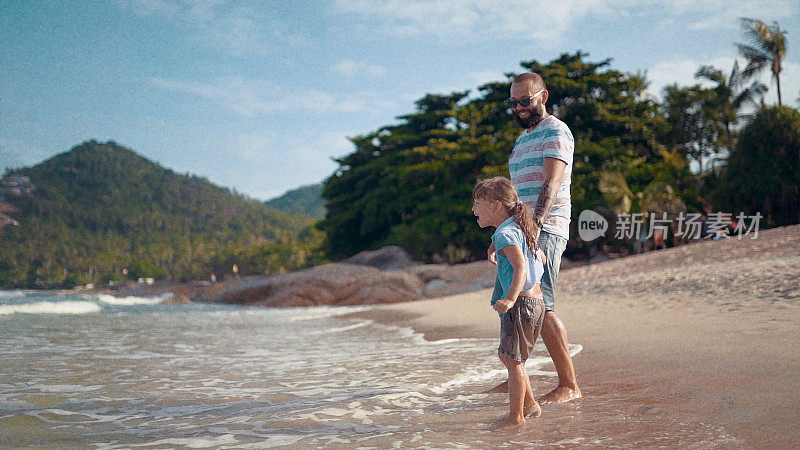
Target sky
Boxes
[2,0,798,200]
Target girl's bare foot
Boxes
[524,400,542,418]
[483,381,509,394]
[489,414,525,430]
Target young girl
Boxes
[472,176,546,430]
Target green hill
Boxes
[0,140,324,288]
[265,183,325,220]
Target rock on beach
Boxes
[108,246,496,307]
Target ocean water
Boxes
[1,290,740,448]
[0,290,586,448]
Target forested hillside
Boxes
[265,183,325,219]
[0,141,324,288]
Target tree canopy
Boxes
[711,106,800,227]
[265,183,325,220]
[320,52,702,263]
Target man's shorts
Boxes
[498,295,545,363]
[539,231,568,311]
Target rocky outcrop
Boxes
[408,260,496,298]
[341,246,419,271]
[108,247,497,308]
[210,263,425,307]
[0,175,34,196]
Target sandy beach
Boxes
[351,225,800,448]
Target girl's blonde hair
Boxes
[473,177,540,255]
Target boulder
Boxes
[161,293,191,304]
[337,271,425,305]
[186,257,498,308]
[407,260,496,298]
[342,246,419,271]
[210,263,424,307]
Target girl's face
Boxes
[472,197,502,228]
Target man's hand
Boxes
[488,243,497,265]
[533,222,542,241]
[493,298,515,314]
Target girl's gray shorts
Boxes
[498,295,545,363]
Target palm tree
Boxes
[598,171,686,217]
[695,62,766,154]
[737,18,788,105]
[598,170,686,250]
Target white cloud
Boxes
[333,0,626,43]
[118,0,306,57]
[149,76,398,115]
[656,0,799,31]
[200,7,270,57]
[459,70,507,87]
[644,57,800,108]
[234,130,353,166]
[149,76,280,115]
[396,70,511,108]
[233,134,280,165]
[771,61,800,108]
[116,0,180,18]
[231,130,355,200]
[334,60,387,77]
[333,0,797,44]
[464,70,511,90]
[645,57,737,97]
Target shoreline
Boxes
[5,225,792,305]
[349,225,800,448]
[3,226,798,446]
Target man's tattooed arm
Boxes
[533,182,557,224]
[533,157,567,232]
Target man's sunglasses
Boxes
[505,89,545,108]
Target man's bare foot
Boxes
[539,386,582,404]
[483,381,509,394]
[489,414,525,430]
[524,400,541,418]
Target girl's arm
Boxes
[490,272,503,305]
[493,244,528,314]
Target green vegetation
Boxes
[0,141,326,288]
[711,106,800,227]
[321,47,798,263]
[265,183,325,220]
[320,52,684,262]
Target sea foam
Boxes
[0,290,25,298]
[0,300,102,315]
[92,294,166,306]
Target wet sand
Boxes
[352,225,800,448]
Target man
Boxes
[487,72,581,404]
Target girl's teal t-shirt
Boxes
[491,216,544,304]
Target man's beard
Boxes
[513,108,543,129]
